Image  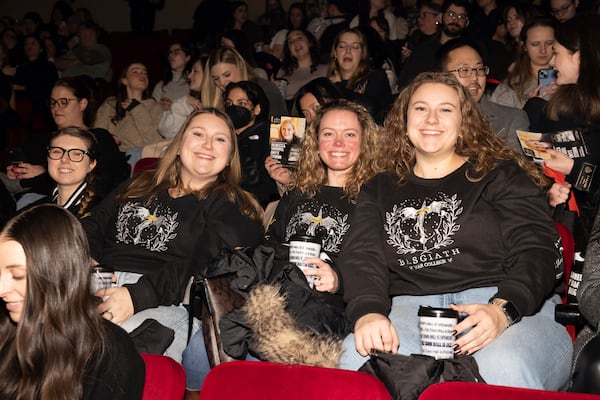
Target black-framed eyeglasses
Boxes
[47,146,90,162]
[551,1,573,15]
[445,10,468,20]
[418,11,439,18]
[48,97,79,109]
[168,48,184,55]
[448,66,490,78]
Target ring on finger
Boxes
[102,310,114,320]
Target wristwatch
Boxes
[490,298,522,326]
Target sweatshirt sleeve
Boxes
[93,97,116,132]
[158,97,193,138]
[578,211,600,330]
[81,188,121,262]
[338,176,392,326]
[484,162,561,315]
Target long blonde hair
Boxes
[201,47,255,110]
[117,108,263,223]
[291,99,388,201]
[384,72,549,189]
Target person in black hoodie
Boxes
[338,72,572,390]
[223,80,280,207]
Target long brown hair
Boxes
[327,28,373,91]
[291,99,389,201]
[117,108,263,223]
[0,204,106,400]
[384,72,549,189]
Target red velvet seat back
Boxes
[199,361,391,400]
[141,353,186,400]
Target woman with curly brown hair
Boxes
[0,204,145,400]
[338,72,572,390]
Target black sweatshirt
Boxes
[340,161,561,326]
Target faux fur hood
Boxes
[242,283,344,368]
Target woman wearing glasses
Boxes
[4,77,128,211]
[327,28,392,124]
[550,0,578,24]
[37,127,99,218]
[152,42,192,111]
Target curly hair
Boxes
[327,28,373,91]
[116,108,263,224]
[0,204,106,400]
[384,72,549,189]
[290,99,388,201]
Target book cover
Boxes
[516,129,589,163]
[269,115,307,169]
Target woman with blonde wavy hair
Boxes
[201,46,287,115]
[337,72,572,390]
[82,108,264,365]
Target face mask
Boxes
[225,105,253,129]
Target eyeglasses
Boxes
[447,66,490,78]
[224,99,253,108]
[168,48,184,55]
[48,97,79,109]
[47,146,90,162]
[551,2,573,16]
[445,10,468,20]
[418,11,439,18]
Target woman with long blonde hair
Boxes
[82,108,264,364]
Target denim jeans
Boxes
[182,329,258,390]
[115,272,199,363]
[339,287,573,390]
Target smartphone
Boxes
[7,148,25,165]
[538,68,557,94]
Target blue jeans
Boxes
[115,272,199,363]
[339,287,573,390]
[182,329,258,390]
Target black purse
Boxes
[129,318,175,354]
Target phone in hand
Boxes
[538,68,557,94]
[7,148,25,165]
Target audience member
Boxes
[266,77,343,188]
[502,1,534,60]
[437,38,527,151]
[36,127,99,217]
[56,22,111,81]
[338,71,571,390]
[308,0,351,63]
[5,76,128,210]
[94,62,164,165]
[551,0,579,23]
[22,11,43,36]
[257,0,288,41]
[402,1,442,65]
[1,28,25,68]
[467,0,501,44]
[525,15,600,252]
[152,41,192,111]
[82,108,264,362]
[0,204,145,399]
[159,57,205,138]
[491,18,556,108]
[398,0,470,88]
[201,46,287,116]
[226,1,267,49]
[263,2,308,60]
[219,29,268,80]
[304,0,323,21]
[571,209,600,394]
[350,0,401,40]
[223,80,279,207]
[327,27,392,123]
[275,29,327,102]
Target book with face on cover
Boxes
[516,129,589,164]
[269,115,307,169]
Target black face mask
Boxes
[225,105,253,129]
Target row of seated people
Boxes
[2,10,600,399]
[2,71,599,399]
